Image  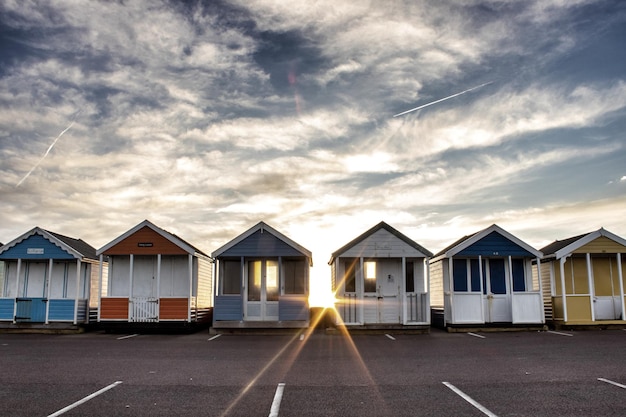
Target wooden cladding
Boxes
[100,297,129,319]
[159,298,188,320]
[100,297,189,320]
[103,226,188,255]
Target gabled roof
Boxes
[96,219,208,257]
[540,228,626,259]
[431,224,542,261]
[329,221,433,264]
[0,227,97,260]
[212,221,312,264]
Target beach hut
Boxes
[539,228,626,327]
[429,224,544,329]
[212,221,312,329]
[96,220,213,327]
[0,227,101,329]
[329,222,433,330]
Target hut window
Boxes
[364,261,377,293]
[248,261,262,301]
[453,259,468,292]
[489,259,506,294]
[470,259,483,292]
[222,261,241,295]
[266,260,279,301]
[405,262,414,293]
[343,260,356,293]
[511,259,526,292]
[284,259,305,294]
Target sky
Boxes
[1,0,625,306]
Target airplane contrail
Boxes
[393,81,493,118]
[16,116,79,187]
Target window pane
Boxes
[284,260,305,294]
[364,261,377,293]
[470,259,481,292]
[489,259,506,294]
[405,262,415,293]
[512,259,526,292]
[222,261,241,295]
[248,261,261,301]
[453,259,468,292]
[344,260,356,292]
[266,260,279,301]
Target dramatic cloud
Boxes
[1,0,625,304]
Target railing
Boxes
[406,292,428,323]
[340,293,358,324]
[130,297,159,322]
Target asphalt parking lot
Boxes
[0,328,625,416]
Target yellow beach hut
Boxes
[539,228,626,328]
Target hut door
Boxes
[592,257,620,320]
[16,262,48,323]
[482,259,512,323]
[246,260,279,321]
[130,257,158,322]
[378,261,401,324]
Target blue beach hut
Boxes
[0,227,101,330]
[429,224,544,329]
[212,221,312,330]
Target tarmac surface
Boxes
[1,327,625,416]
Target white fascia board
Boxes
[554,228,626,259]
[0,227,83,259]
[440,224,542,259]
[96,219,195,256]
[211,221,312,263]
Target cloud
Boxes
[0,1,625,301]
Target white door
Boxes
[362,260,401,324]
[246,260,279,321]
[593,257,621,320]
[378,261,401,324]
[482,259,512,323]
[130,256,158,322]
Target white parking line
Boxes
[547,330,573,337]
[268,382,285,417]
[208,334,222,341]
[117,334,139,340]
[598,378,626,389]
[443,382,498,417]
[47,381,123,417]
[385,334,396,340]
[467,332,486,339]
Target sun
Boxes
[308,265,336,308]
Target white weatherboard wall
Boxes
[339,229,418,259]
[335,226,430,326]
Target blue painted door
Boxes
[15,298,47,322]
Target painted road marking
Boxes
[300,334,305,341]
[268,382,285,417]
[47,381,123,417]
[468,332,486,339]
[443,382,498,417]
[598,378,626,389]
[208,334,222,341]
[385,334,396,340]
[117,334,139,340]
[547,330,573,337]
